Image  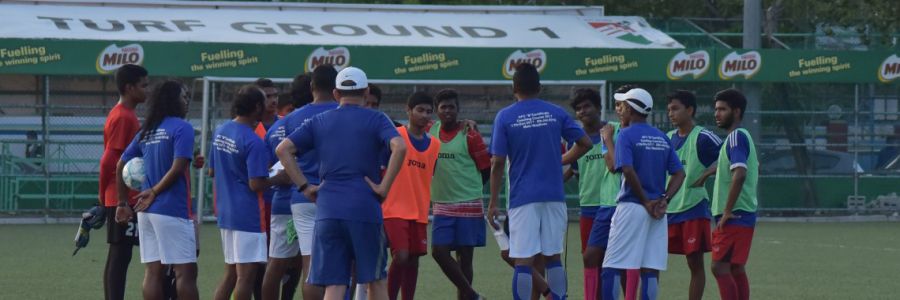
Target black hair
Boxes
[290,74,313,108]
[714,88,747,118]
[667,90,697,117]
[434,89,459,107]
[513,63,541,96]
[614,84,638,94]
[231,85,265,118]
[570,88,602,110]
[337,88,367,98]
[311,64,337,92]
[277,93,294,110]
[255,78,275,89]
[368,84,383,104]
[406,91,433,110]
[115,64,148,95]
[141,80,184,141]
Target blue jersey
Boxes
[721,130,756,227]
[614,122,683,204]
[490,99,586,209]
[287,105,399,223]
[121,117,194,219]
[266,103,339,213]
[209,121,271,232]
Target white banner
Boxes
[0,3,681,49]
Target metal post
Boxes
[599,81,608,121]
[853,84,859,198]
[197,78,211,223]
[742,0,762,142]
[42,76,50,222]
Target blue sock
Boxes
[546,260,567,300]
[601,268,622,300]
[641,272,659,300]
[513,265,533,300]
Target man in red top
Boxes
[99,64,148,300]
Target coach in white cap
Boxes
[276,66,406,300]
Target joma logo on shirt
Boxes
[585,153,604,161]
[438,153,456,159]
[407,160,427,169]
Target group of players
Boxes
[96,61,757,300]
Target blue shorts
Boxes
[308,219,388,286]
[431,215,486,248]
[586,206,617,248]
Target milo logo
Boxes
[718,51,762,80]
[877,54,900,83]
[305,47,350,72]
[667,50,710,80]
[96,44,144,74]
[502,49,547,79]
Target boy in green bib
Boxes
[711,89,758,300]
[665,90,723,300]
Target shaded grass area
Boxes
[0,222,898,299]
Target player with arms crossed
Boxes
[711,89,758,300]
[487,63,592,300]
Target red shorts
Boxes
[384,218,428,256]
[711,225,754,265]
[579,216,594,253]
[668,218,712,255]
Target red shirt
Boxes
[99,103,140,207]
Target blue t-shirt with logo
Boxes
[121,117,194,219]
[266,102,339,213]
[614,122,683,204]
[287,105,399,223]
[209,121,271,232]
[490,99,586,209]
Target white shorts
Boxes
[137,212,197,264]
[269,214,300,259]
[220,229,267,264]
[602,202,668,270]
[507,202,567,258]
[291,203,316,256]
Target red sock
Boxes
[387,262,403,300]
[624,269,639,300]
[715,274,739,300]
[583,268,598,300]
[401,263,419,299]
[733,272,749,300]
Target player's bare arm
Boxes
[562,134,592,165]
[661,169,687,213]
[691,164,717,187]
[601,124,617,173]
[133,158,190,212]
[487,155,506,230]
[114,159,133,223]
[563,168,577,182]
[366,136,406,201]
[718,167,746,230]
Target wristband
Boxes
[298,183,309,193]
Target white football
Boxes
[122,157,145,191]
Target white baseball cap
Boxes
[335,67,368,90]
[614,88,653,115]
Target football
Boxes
[122,157,145,191]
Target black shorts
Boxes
[106,206,139,245]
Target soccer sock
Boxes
[401,263,419,300]
[387,262,403,300]
[714,274,739,300]
[733,272,750,300]
[625,269,640,300]
[546,260,568,300]
[104,243,133,300]
[512,265,533,300]
[640,272,659,300]
[583,267,599,300]
[600,268,622,300]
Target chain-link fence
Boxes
[1,74,898,219]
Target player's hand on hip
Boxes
[115,205,133,224]
[303,184,319,202]
[716,212,733,231]
[364,177,387,202]
[486,204,501,230]
[132,189,157,212]
[690,177,707,188]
